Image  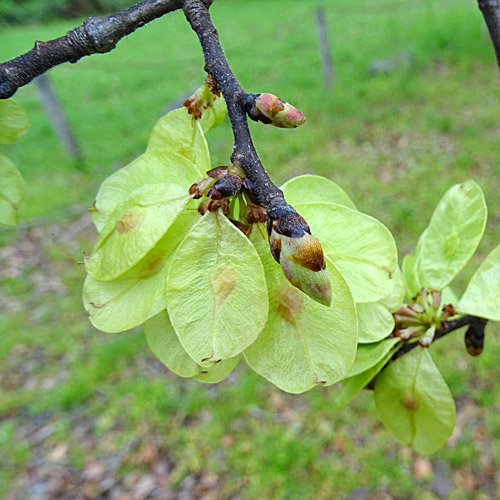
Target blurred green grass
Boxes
[1,0,500,498]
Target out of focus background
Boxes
[1,0,500,498]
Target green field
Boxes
[1,0,500,498]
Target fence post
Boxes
[315,5,334,89]
[35,73,83,162]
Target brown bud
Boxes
[205,73,220,97]
[207,174,243,199]
[464,322,485,356]
[255,93,306,128]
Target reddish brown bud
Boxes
[207,174,243,199]
[396,305,419,318]
[255,93,306,128]
[205,73,220,97]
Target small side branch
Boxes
[0,0,183,99]
[478,0,500,71]
[392,315,488,360]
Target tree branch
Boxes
[0,0,184,99]
[478,0,500,71]
[392,315,488,360]
[182,0,309,236]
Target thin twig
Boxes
[392,315,488,360]
[0,0,183,99]
[478,0,500,71]
[182,0,310,234]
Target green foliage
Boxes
[348,338,401,378]
[356,302,395,343]
[3,2,500,492]
[361,180,498,454]
[83,211,199,333]
[0,153,25,226]
[86,183,193,280]
[82,98,400,396]
[81,89,500,454]
[0,99,29,144]
[333,347,396,411]
[146,107,209,174]
[166,211,268,364]
[0,99,28,226]
[457,243,500,321]
[90,151,201,232]
[243,234,357,394]
[415,180,487,290]
[281,174,356,210]
[145,311,241,382]
[374,347,456,454]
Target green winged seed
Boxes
[348,337,400,377]
[243,232,357,394]
[378,266,405,312]
[147,107,211,174]
[91,151,200,232]
[0,99,29,144]
[83,271,166,334]
[166,211,269,365]
[86,183,192,281]
[374,347,456,454]
[83,211,199,333]
[281,174,356,210]
[145,311,240,383]
[200,96,227,133]
[357,302,395,343]
[416,180,487,291]
[458,243,500,321]
[0,152,25,226]
[402,254,421,300]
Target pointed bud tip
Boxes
[269,229,331,306]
